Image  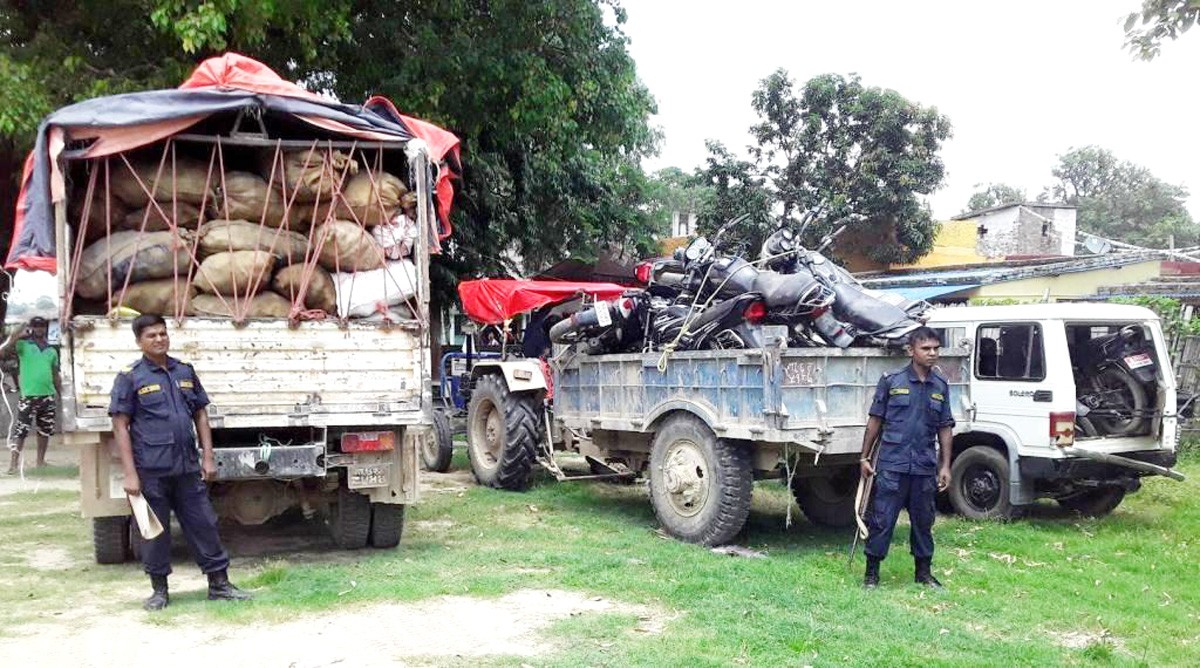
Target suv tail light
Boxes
[342,431,396,453]
[634,261,653,285]
[1050,412,1075,446]
[743,300,767,325]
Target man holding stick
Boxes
[859,326,954,589]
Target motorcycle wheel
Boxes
[1086,367,1148,437]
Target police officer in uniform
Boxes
[859,326,954,589]
[110,314,251,610]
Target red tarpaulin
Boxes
[458,279,627,325]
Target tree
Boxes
[0,1,355,264]
[1125,0,1200,60]
[692,142,775,255]
[314,0,660,299]
[723,70,951,264]
[643,167,711,238]
[1050,145,1197,248]
[963,183,1026,214]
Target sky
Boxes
[619,0,1199,220]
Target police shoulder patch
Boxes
[178,379,194,389]
[931,392,945,401]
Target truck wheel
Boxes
[949,446,1014,520]
[789,466,858,528]
[368,503,406,548]
[330,485,371,549]
[422,410,455,473]
[93,516,131,564]
[648,414,752,546]
[1058,487,1126,516]
[467,373,541,491]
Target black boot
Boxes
[915,558,943,589]
[143,574,169,611]
[863,556,881,588]
[207,569,252,601]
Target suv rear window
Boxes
[976,323,1045,381]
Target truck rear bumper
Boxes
[211,444,325,480]
[1022,449,1181,482]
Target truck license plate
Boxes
[348,464,389,489]
[1124,353,1153,369]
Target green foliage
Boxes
[692,141,776,253]
[1125,0,1200,60]
[699,70,952,264]
[1109,295,1200,338]
[968,297,1029,306]
[963,183,1026,214]
[643,167,711,239]
[311,0,660,303]
[1050,145,1197,249]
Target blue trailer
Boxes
[466,337,968,546]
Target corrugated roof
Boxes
[858,252,1162,289]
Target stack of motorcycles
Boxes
[549,219,931,354]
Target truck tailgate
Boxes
[66,317,426,430]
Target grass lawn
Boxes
[1,450,1196,666]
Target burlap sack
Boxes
[263,148,359,203]
[272,264,337,314]
[197,220,309,265]
[109,279,195,316]
[214,171,290,228]
[400,191,419,218]
[188,291,293,318]
[72,191,129,243]
[312,220,386,272]
[110,157,213,208]
[76,231,192,301]
[120,202,205,233]
[291,200,333,233]
[333,171,407,226]
[192,250,276,296]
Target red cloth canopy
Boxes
[458,279,627,325]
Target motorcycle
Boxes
[758,217,928,346]
[1074,324,1156,437]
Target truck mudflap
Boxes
[1060,447,1186,482]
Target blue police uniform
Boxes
[864,364,955,561]
[109,355,229,577]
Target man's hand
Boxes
[937,465,951,492]
[123,469,141,497]
[201,453,217,482]
[860,458,875,479]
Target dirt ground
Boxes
[2,588,662,667]
[0,441,666,666]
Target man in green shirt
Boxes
[1,317,60,473]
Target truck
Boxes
[464,300,1185,546]
[6,55,460,562]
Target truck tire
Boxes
[330,485,371,549]
[1058,487,1126,516]
[422,410,455,473]
[368,503,406,548]
[467,373,541,491]
[949,446,1014,520]
[93,516,131,564]
[648,414,752,546]
[789,466,858,528]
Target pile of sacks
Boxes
[72,148,421,319]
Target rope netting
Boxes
[65,137,429,331]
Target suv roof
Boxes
[926,302,1159,324]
